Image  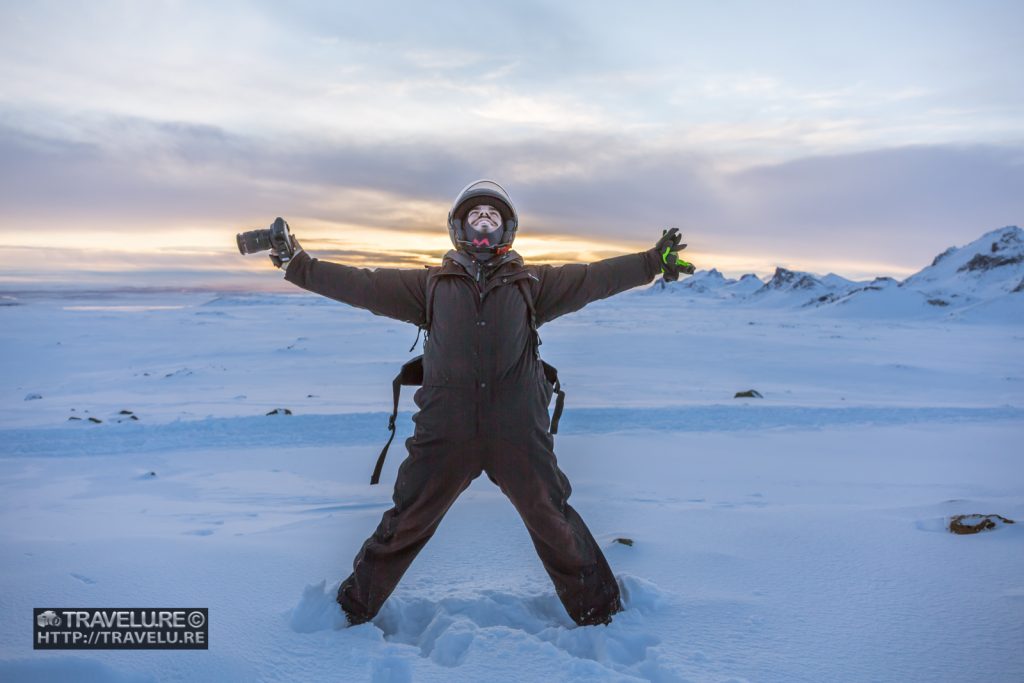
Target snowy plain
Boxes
[1,228,1023,682]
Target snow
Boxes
[1,229,1023,681]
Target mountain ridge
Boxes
[643,225,1023,322]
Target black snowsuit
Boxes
[284,245,663,626]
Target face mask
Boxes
[463,204,506,260]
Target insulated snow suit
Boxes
[284,246,663,626]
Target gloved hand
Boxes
[268,219,303,269]
[654,227,694,281]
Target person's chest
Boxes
[423,274,534,376]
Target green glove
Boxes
[654,228,694,281]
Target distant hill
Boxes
[643,225,1024,322]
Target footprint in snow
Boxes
[289,574,681,678]
[289,579,349,632]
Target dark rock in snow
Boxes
[948,514,1015,535]
[927,299,950,307]
[809,293,841,307]
[957,252,1023,273]
[763,267,823,291]
[735,389,764,398]
[68,416,81,421]
[930,246,957,267]
[266,408,293,416]
[991,226,1022,250]
[24,393,43,401]
[613,537,634,547]
[88,417,103,424]
[111,410,140,424]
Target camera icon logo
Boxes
[37,610,61,628]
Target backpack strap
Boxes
[378,271,442,484]
[378,268,445,483]
[517,276,566,434]
[515,277,542,359]
[541,360,566,435]
[424,271,440,332]
[409,269,443,352]
[371,355,424,485]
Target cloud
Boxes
[1,112,1022,281]
[722,144,1024,254]
[0,120,262,225]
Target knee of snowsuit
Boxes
[284,244,663,626]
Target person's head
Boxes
[447,180,518,261]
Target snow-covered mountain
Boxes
[901,225,1023,300]
[673,267,731,294]
[828,225,1023,321]
[727,273,764,295]
[643,268,760,300]
[821,273,859,290]
[750,267,861,307]
[645,225,1023,322]
[760,267,828,293]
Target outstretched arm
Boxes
[531,229,694,325]
[283,250,429,326]
[531,249,662,324]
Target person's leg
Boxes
[338,434,480,623]
[484,433,622,626]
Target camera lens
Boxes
[236,229,274,255]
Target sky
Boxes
[1,0,1022,290]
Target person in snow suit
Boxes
[271,180,694,627]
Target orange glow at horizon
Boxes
[0,218,918,283]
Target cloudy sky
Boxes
[1,0,1022,289]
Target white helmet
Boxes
[447,179,519,259]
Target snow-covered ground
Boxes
[1,231,1022,682]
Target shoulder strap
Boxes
[515,276,542,358]
[409,269,443,352]
[424,269,443,335]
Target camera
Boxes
[37,610,61,627]
[236,217,294,257]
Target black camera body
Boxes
[236,217,295,258]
